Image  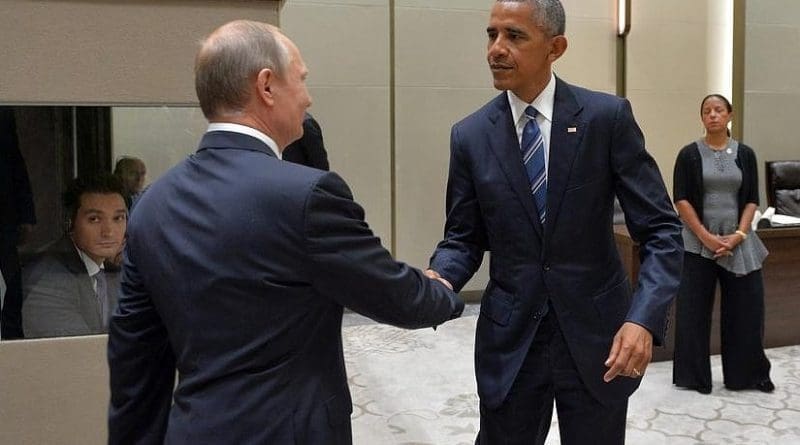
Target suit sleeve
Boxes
[107,245,176,445]
[21,262,92,338]
[304,172,463,328]
[672,146,691,203]
[428,124,488,291]
[302,116,330,171]
[741,145,760,205]
[1,108,36,225]
[611,99,683,346]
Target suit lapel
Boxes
[486,94,544,239]
[57,237,103,329]
[544,79,585,242]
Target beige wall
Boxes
[0,0,279,105]
[744,0,800,206]
[626,0,733,199]
[283,0,617,291]
[280,0,393,248]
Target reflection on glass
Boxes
[112,107,207,187]
[2,105,203,340]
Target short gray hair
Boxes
[195,20,290,119]
[497,0,566,37]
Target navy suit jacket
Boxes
[430,79,683,408]
[108,131,462,444]
[283,113,330,171]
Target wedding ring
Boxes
[632,368,642,378]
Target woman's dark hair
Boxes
[700,94,732,115]
[700,94,733,136]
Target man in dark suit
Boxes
[22,175,126,338]
[0,107,37,339]
[283,113,330,170]
[107,20,463,445]
[426,1,683,444]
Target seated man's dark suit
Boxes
[22,236,118,338]
[108,131,462,444]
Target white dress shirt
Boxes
[207,123,282,160]
[74,243,103,292]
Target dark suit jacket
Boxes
[21,236,118,338]
[430,79,683,408]
[282,113,330,170]
[1,107,36,339]
[0,107,36,232]
[108,130,462,445]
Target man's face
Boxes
[70,192,127,265]
[271,38,312,149]
[122,161,146,194]
[486,2,560,102]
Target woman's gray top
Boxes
[681,138,768,275]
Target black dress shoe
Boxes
[677,384,711,394]
[693,386,712,395]
[754,380,775,393]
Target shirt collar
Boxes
[507,72,556,126]
[206,123,282,159]
[73,242,102,277]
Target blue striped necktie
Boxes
[521,105,547,223]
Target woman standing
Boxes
[672,94,774,394]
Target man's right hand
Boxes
[425,269,453,290]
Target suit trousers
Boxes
[476,306,628,445]
[673,252,772,390]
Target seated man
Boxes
[22,175,127,338]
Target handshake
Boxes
[424,268,454,290]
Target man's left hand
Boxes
[603,322,653,382]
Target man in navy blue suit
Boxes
[426,1,683,444]
[107,20,463,445]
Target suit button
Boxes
[543,264,551,271]
[533,312,540,320]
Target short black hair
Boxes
[63,174,127,228]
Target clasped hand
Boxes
[703,232,743,259]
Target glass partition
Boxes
[1,105,205,340]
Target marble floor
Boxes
[342,307,800,445]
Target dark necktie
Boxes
[521,105,547,223]
[94,269,108,329]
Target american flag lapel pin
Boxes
[567,126,577,133]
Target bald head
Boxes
[113,156,146,194]
[195,20,290,119]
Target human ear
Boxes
[549,35,568,62]
[257,68,275,103]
